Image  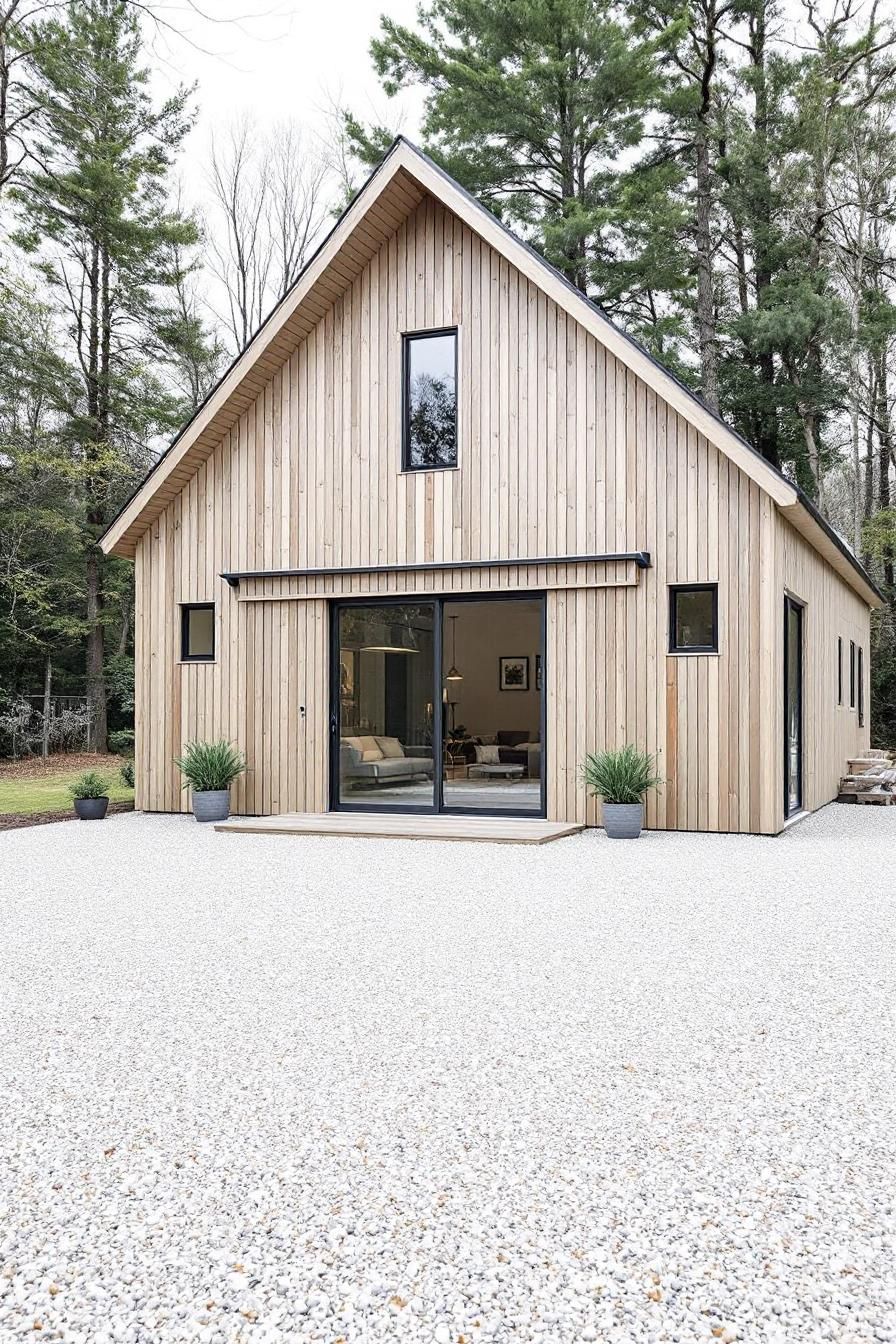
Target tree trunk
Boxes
[695,126,719,412]
[877,350,894,590]
[41,653,52,759]
[741,2,779,465]
[86,546,107,752]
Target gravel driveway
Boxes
[1,806,895,1344]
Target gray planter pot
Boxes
[73,796,109,821]
[191,788,230,823]
[602,801,644,839]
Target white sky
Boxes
[150,0,424,202]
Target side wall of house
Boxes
[771,516,871,823]
[132,193,857,833]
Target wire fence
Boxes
[0,694,92,759]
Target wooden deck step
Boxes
[838,770,896,793]
[854,789,896,805]
[216,812,584,845]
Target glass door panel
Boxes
[335,603,436,809]
[784,596,803,817]
[441,597,544,815]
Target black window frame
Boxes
[668,583,719,654]
[181,602,215,663]
[401,326,459,472]
[858,645,864,726]
[849,639,856,709]
[837,635,843,705]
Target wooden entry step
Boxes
[216,812,583,844]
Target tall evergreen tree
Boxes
[345,0,672,309]
[13,0,201,750]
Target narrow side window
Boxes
[181,604,215,662]
[858,646,864,726]
[837,636,843,705]
[849,640,856,709]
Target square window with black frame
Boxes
[402,329,457,470]
[669,584,718,653]
[181,604,215,662]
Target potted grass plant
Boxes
[68,770,111,820]
[581,745,662,839]
[174,740,246,823]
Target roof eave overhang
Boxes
[779,497,884,608]
[99,137,884,611]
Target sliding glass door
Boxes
[784,595,803,818]
[333,603,437,810]
[330,595,545,816]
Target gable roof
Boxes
[100,137,882,608]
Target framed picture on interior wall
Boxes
[535,653,542,691]
[340,649,359,726]
[499,655,529,691]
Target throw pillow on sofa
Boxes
[474,744,501,765]
[346,734,383,762]
[375,736,405,759]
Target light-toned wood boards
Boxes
[131,190,873,832]
[215,812,584,844]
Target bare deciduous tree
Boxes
[207,116,330,352]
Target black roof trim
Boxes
[221,551,652,588]
[99,142,406,548]
[102,134,882,603]
[393,136,882,603]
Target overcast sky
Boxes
[152,0,423,196]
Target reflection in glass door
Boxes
[441,597,544,815]
[333,603,436,809]
[784,595,803,818]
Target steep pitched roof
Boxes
[100,137,882,607]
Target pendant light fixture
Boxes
[360,618,420,654]
[445,613,463,681]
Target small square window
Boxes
[669,584,718,653]
[402,328,457,470]
[181,604,215,662]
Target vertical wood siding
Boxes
[133,194,871,831]
[774,517,871,821]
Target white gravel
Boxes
[1,805,895,1344]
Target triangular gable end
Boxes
[99,138,881,608]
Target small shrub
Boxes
[174,740,246,793]
[67,770,111,801]
[581,745,662,805]
[120,760,135,789]
[108,729,135,756]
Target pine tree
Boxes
[13,0,201,750]
[346,0,670,307]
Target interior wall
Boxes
[443,599,542,740]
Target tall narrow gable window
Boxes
[858,646,864,726]
[402,328,458,470]
[181,604,215,662]
[837,636,843,705]
[849,640,856,709]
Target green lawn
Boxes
[0,767,134,815]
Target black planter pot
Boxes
[73,797,109,820]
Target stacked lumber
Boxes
[838,753,896,805]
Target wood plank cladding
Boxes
[233,557,644,603]
[132,190,873,831]
[775,517,870,819]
